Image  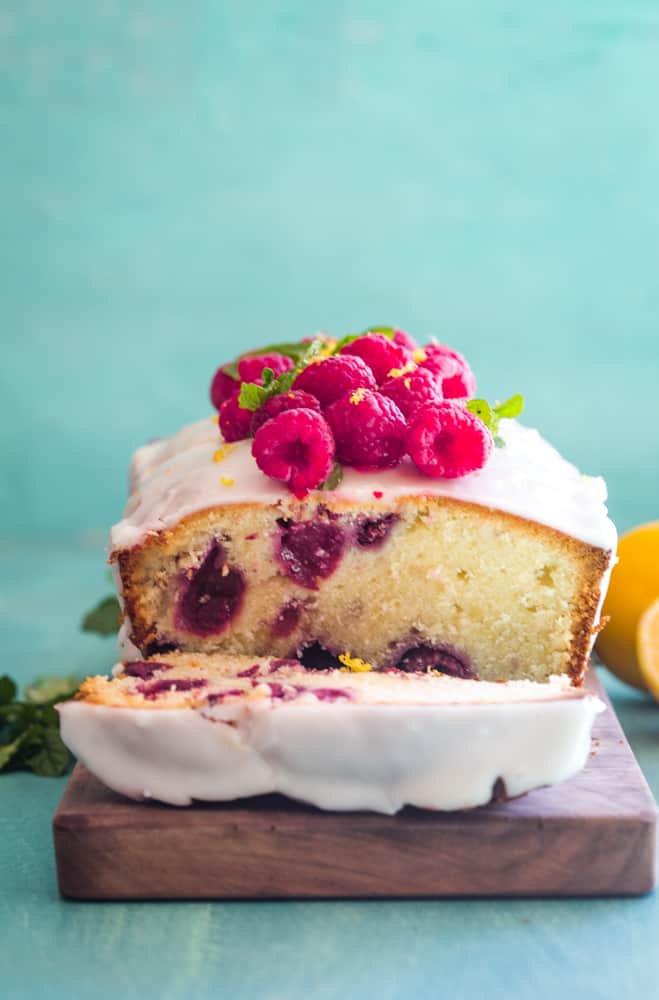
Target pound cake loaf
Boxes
[58,653,605,811]
[110,330,616,685]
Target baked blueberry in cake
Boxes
[110,328,616,685]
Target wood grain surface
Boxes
[52,669,657,900]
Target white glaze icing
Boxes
[110,416,617,553]
[58,673,605,812]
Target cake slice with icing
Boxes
[58,653,605,812]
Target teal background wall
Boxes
[2,7,659,1000]
[2,1,659,542]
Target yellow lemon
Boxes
[595,521,659,691]
[638,597,659,701]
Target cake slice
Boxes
[58,653,605,812]
[110,332,616,685]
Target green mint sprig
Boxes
[237,337,328,412]
[466,393,524,447]
[0,674,79,776]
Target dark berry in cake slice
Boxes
[276,518,345,589]
[175,540,245,636]
[354,513,399,548]
[394,643,475,678]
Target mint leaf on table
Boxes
[0,675,79,776]
[0,675,17,705]
[81,595,121,635]
[25,727,71,777]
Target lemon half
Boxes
[595,521,659,691]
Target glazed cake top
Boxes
[110,415,617,552]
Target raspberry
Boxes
[252,408,335,496]
[238,352,294,384]
[406,401,493,478]
[325,389,406,470]
[218,391,253,442]
[392,329,419,352]
[250,390,321,435]
[340,333,411,384]
[210,365,239,410]
[380,366,443,418]
[292,355,376,408]
[421,344,476,399]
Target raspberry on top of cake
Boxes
[110,328,616,685]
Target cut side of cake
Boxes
[111,417,615,685]
[58,653,605,812]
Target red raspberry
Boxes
[380,366,443,418]
[210,365,239,410]
[252,408,335,497]
[219,391,253,442]
[420,344,476,399]
[392,329,419,352]
[339,333,411,384]
[292,355,376,408]
[250,390,321,435]
[325,389,406,470]
[406,401,493,478]
[238,352,294,383]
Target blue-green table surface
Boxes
[2,541,659,1000]
[3,1,659,996]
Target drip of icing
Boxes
[110,416,617,552]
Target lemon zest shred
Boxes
[349,388,367,405]
[386,361,416,379]
[220,476,235,487]
[339,652,373,673]
[213,444,238,463]
[412,348,427,363]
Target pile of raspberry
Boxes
[209,331,492,497]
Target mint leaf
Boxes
[261,367,275,388]
[466,399,493,428]
[494,394,524,420]
[467,393,524,446]
[0,676,17,706]
[238,381,268,411]
[82,595,121,636]
[26,727,71,777]
[319,462,344,491]
[0,730,31,770]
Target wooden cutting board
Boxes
[52,669,657,899]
